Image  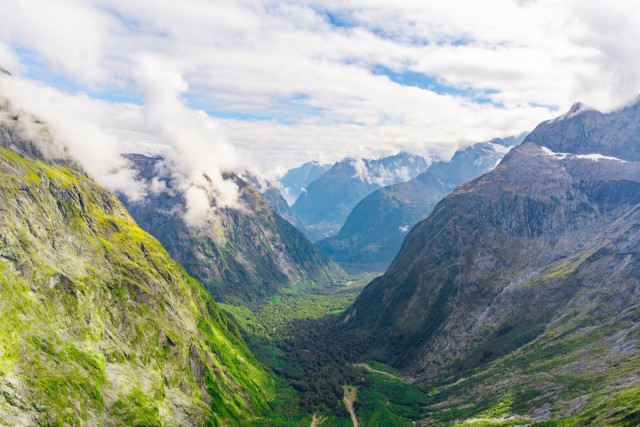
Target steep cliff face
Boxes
[343,100,640,397]
[260,186,310,235]
[121,154,346,305]
[0,124,272,425]
[417,204,640,425]
[291,152,429,241]
[317,138,518,273]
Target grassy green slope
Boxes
[414,235,640,426]
[0,146,273,426]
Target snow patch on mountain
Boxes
[540,146,627,162]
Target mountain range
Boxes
[317,136,522,273]
[290,152,429,241]
[120,154,346,306]
[342,100,640,423]
[5,72,640,425]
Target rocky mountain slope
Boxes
[0,113,272,426]
[121,154,346,305]
[317,137,519,273]
[342,100,640,423]
[279,161,330,204]
[292,152,429,241]
[260,186,310,235]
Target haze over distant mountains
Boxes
[288,152,429,241]
[317,136,523,273]
[279,161,331,205]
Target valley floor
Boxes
[219,274,640,427]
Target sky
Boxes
[0,0,639,189]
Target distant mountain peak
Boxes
[279,160,331,205]
[554,101,597,121]
[524,98,640,161]
[291,152,428,240]
[569,101,587,113]
[317,136,521,273]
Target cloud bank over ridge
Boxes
[0,0,639,176]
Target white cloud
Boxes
[0,0,117,84]
[0,75,148,201]
[0,66,243,221]
[134,55,241,218]
[0,42,19,75]
[183,185,216,227]
[0,0,638,173]
[149,176,168,195]
[349,156,422,186]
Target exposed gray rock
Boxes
[343,101,640,418]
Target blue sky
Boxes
[0,0,638,172]
[9,39,507,123]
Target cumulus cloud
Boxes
[0,64,245,224]
[0,0,639,173]
[0,74,148,201]
[134,56,242,223]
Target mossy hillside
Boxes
[0,147,273,426]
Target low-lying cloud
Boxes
[0,75,148,201]
[134,56,242,224]
[350,154,426,187]
[0,65,246,225]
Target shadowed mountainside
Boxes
[121,154,347,305]
[342,100,640,424]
